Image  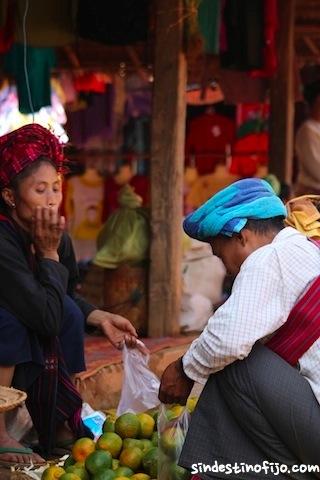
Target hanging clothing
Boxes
[77,0,149,45]
[197,0,221,54]
[74,72,109,94]
[122,116,151,176]
[250,0,279,78]
[123,116,151,157]
[220,0,264,71]
[4,43,56,114]
[185,165,239,210]
[185,112,235,175]
[65,172,105,260]
[229,132,269,177]
[236,103,270,139]
[66,86,114,148]
[236,102,270,128]
[125,74,152,120]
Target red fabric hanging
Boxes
[250,0,278,78]
[229,132,268,177]
[185,113,235,175]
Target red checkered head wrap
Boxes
[0,124,65,189]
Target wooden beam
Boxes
[148,0,187,337]
[294,26,320,37]
[269,0,296,184]
[303,36,320,58]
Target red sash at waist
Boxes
[266,239,320,365]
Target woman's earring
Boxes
[11,203,16,209]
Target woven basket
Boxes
[103,262,148,336]
[0,386,27,412]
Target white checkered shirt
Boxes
[183,227,320,404]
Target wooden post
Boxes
[148,0,187,337]
[269,0,296,184]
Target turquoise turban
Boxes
[183,178,287,240]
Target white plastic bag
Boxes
[158,404,191,480]
[117,344,160,416]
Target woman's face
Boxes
[7,162,63,229]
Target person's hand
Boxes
[31,206,65,261]
[86,310,148,354]
[159,357,194,405]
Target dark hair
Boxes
[243,216,285,235]
[209,216,285,244]
[304,80,320,107]
[0,157,57,213]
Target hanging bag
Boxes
[158,403,191,480]
[117,344,160,416]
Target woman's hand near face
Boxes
[31,206,65,261]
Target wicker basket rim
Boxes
[0,385,27,412]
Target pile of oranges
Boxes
[41,398,197,480]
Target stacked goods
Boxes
[41,398,198,480]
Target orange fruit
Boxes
[66,463,89,480]
[186,396,198,413]
[114,466,134,477]
[64,456,76,469]
[146,408,158,427]
[103,419,115,433]
[112,459,120,470]
[131,474,150,480]
[60,474,81,480]
[41,466,65,480]
[168,462,191,480]
[151,431,158,446]
[72,437,96,462]
[92,469,117,480]
[168,405,184,419]
[115,413,140,439]
[160,426,184,459]
[141,447,158,478]
[96,432,123,458]
[119,447,143,471]
[137,413,155,439]
[104,409,117,423]
[114,477,131,480]
[139,439,152,453]
[85,450,113,475]
[122,439,142,450]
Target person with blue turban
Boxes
[159,178,320,476]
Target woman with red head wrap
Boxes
[0,124,141,467]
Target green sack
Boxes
[93,185,150,269]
